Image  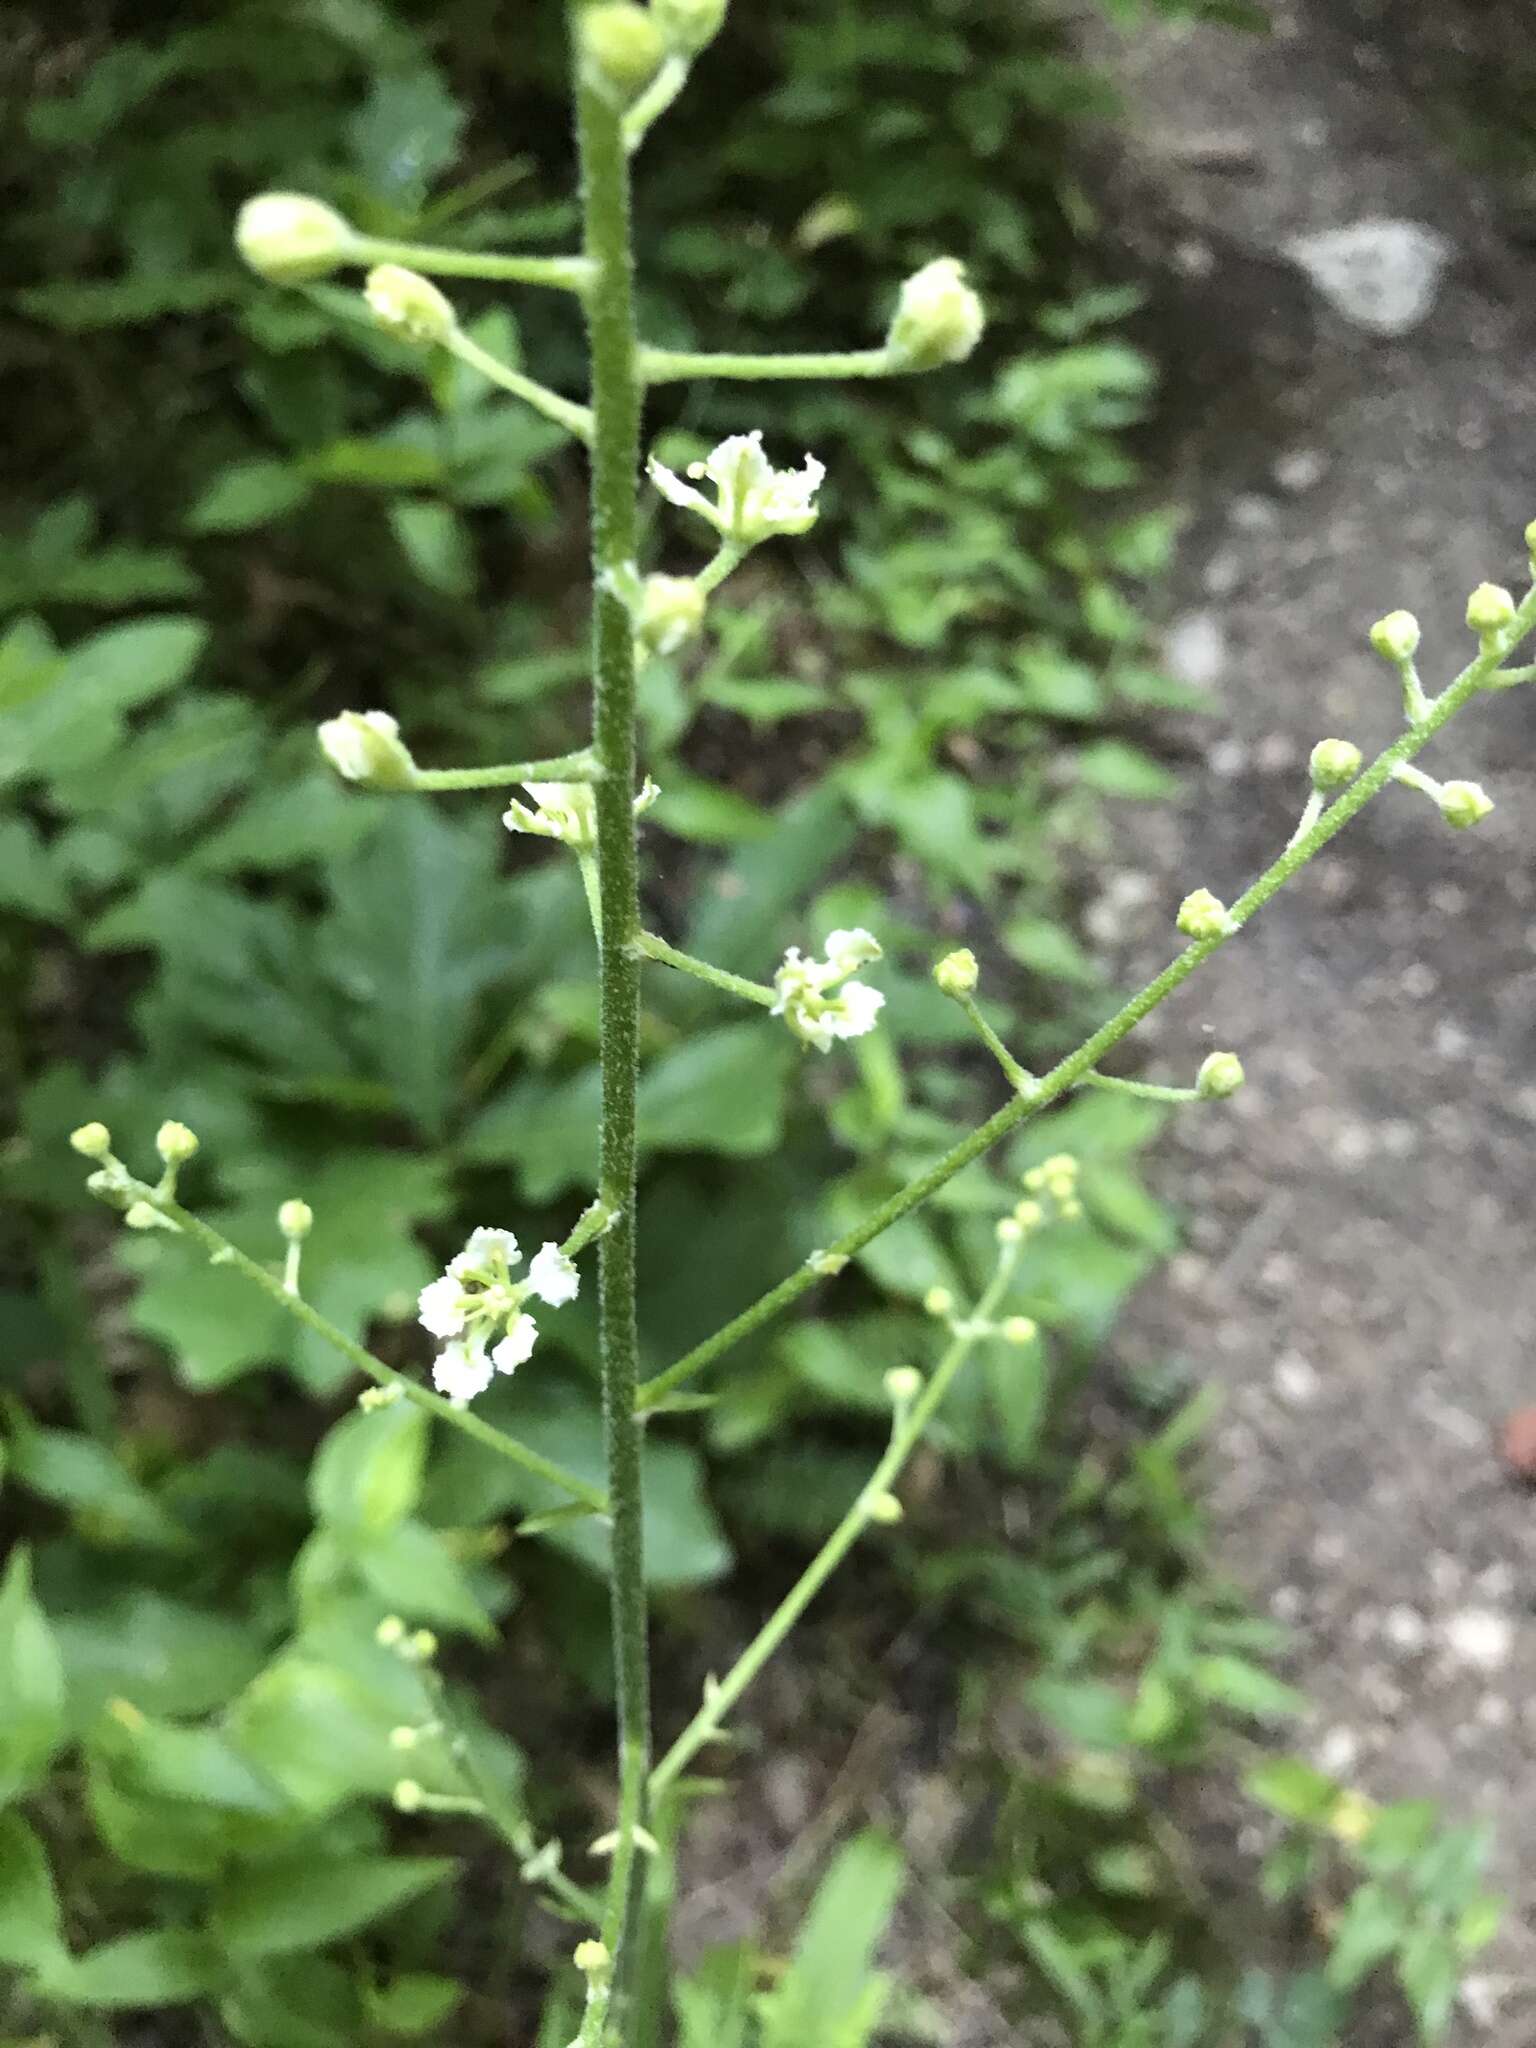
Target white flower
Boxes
[885,257,986,370]
[528,1242,580,1307]
[772,930,886,1054]
[449,1227,520,1280]
[317,709,416,789]
[492,1315,538,1375]
[648,431,825,546]
[417,1275,466,1340]
[433,1335,495,1407]
[503,781,597,848]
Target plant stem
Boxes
[445,329,595,443]
[413,750,601,792]
[954,992,1035,1094]
[650,1248,1020,1798]
[622,54,690,154]
[694,542,747,597]
[639,344,896,385]
[1079,1072,1199,1105]
[631,930,777,1007]
[350,236,594,294]
[113,1181,607,1510]
[571,10,653,2011]
[635,583,1536,1413]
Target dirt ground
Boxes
[1078,0,1536,2034]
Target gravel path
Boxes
[1079,2,1536,2034]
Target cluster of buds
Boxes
[771,928,885,1053]
[649,432,825,547]
[71,1119,199,1229]
[1176,887,1234,943]
[1016,1151,1082,1230]
[417,1227,581,1407]
[317,710,417,791]
[579,0,728,106]
[376,1614,438,1663]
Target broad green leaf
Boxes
[6,1420,190,1550]
[43,1928,227,2008]
[674,1942,754,2048]
[54,1589,264,1720]
[639,1022,792,1157]
[0,1547,66,1805]
[0,1813,63,1968]
[214,1852,455,1959]
[387,498,474,596]
[363,1972,463,2033]
[758,1832,903,2048]
[1191,1656,1305,1725]
[0,817,70,920]
[186,458,310,534]
[350,1517,496,1639]
[310,1401,428,1535]
[1244,1758,1340,1825]
[1324,1880,1411,1990]
[0,615,207,785]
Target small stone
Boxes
[1164,611,1229,689]
[1273,447,1328,494]
[1443,1608,1513,1671]
[1382,1605,1427,1654]
[1284,219,1453,337]
[1273,1352,1320,1405]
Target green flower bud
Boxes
[70,1121,113,1160]
[652,0,728,54]
[235,193,355,283]
[865,1490,904,1525]
[278,1198,314,1240]
[580,4,667,107]
[1466,582,1516,638]
[317,709,417,790]
[1196,1050,1245,1100]
[1438,779,1494,830]
[392,1779,424,1813]
[1369,610,1421,664]
[375,1615,406,1647]
[885,257,986,371]
[933,947,979,998]
[364,264,457,347]
[155,1120,199,1166]
[574,1939,612,1980]
[636,574,706,657]
[884,1365,923,1404]
[1309,738,1362,792]
[923,1285,955,1318]
[1176,888,1230,942]
[1001,1315,1038,1345]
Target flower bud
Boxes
[1176,888,1230,942]
[1466,582,1516,638]
[1369,610,1420,664]
[1438,779,1494,830]
[580,3,667,107]
[886,258,986,370]
[636,574,706,657]
[364,264,457,347]
[392,1779,424,1813]
[155,1120,199,1167]
[1013,1198,1043,1231]
[1196,1050,1245,1100]
[317,709,417,790]
[375,1615,406,1648]
[403,1628,438,1664]
[1328,1790,1376,1845]
[278,1198,314,1240]
[1309,738,1362,793]
[884,1366,923,1404]
[996,1216,1024,1246]
[390,1725,421,1751]
[865,1490,904,1525]
[70,1122,113,1160]
[653,0,728,54]
[1001,1315,1038,1345]
[923,1285,955,1318]
[236,193,355,283]
[933,948,979,998]
[574,1939,612,1980]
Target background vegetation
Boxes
[0,1,1499,2042]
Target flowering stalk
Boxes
[630,930,777,1006]
[636,572,1536,1414]
[412,750,602,792]
[639,344,898,384]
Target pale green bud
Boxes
[865,1490,904,1525]
[886,258,986,370]
[124,1202,173,1231]
[403,1628,438,1663]
[155,1120,199,1166]
[996,1215,1024,1246]
[392,1778,424,1813]
[70,1121,113,1160]
[580,4,667,107]
[364,263,457,347]
[933,948,979,998]
[1369,610,1420,663]
[317,709,417,790]
[1001,1315,1038,1345]
[1309,738,1362,793]
[923,1285,955,1317]
[1438,779,1494,830]
[375,1615,406,1647]
[1176,888,1230,942]
[278,1198,314,1240]
[636,574,706,657]
[884,1365,923,1404]
[1196,1050,1245,1100]
[574,1939,612,1979]
[236,193,355,283]
[653,0,728,54]
[1466,582,1517,638]
[389,1725,421,1751]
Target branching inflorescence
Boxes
[71,4,1536,2041]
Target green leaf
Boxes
[1027,1675,1131,1749]
[1324,1881,1411,1990]
[0,1547,65,1805]
[639,1023,793,1157]
[387,499,474,597]
[0,817,71,920]
[7,1419,191,1550]
[363,1972,463,2034]
[44,1928,227,2008]
[53,1589,264,1720]
[214,1853,455,1959]
[1397,1930,1461,2043]
[186,458,310,534]
[0,615,207,786]
[350,1517,496,1639]
[310,1401,428,1535]
[758,1832,903,2048]
[0,1813,63,1968]
[1075,738,1178,801]
[1191,1656,1305,1725]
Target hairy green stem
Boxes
[631,930,776,1007]
[572,12,653,2011]
[622,54,690,154]
[111,1182,608,1510]
[1080,1072,1200,1104]
[351,235,594,293]
[635,584,1536,1413]
[650,1249,1020,1798]
[413,750,601,792]
[954,992,1035,1094]
[639,344,896,385]
[446,328,595,443]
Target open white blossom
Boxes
[419,1225,581,1405]
[503,778,660,846]
[772,927,886,1053]
[648,432,825,546]
[529,1242,580,1306]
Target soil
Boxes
[1072,0,1536,2036]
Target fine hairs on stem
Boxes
[68,8,1536,2043]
